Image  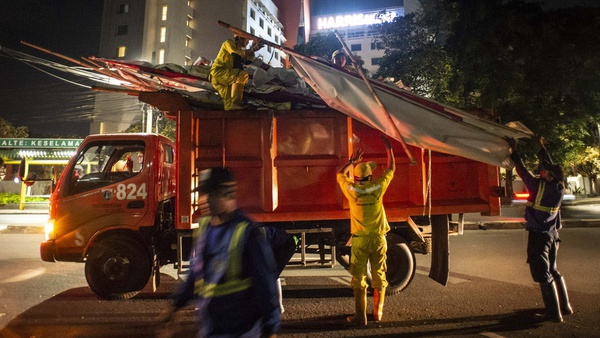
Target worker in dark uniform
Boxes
[210,35,264,110]
[336,135,395,325]
[164,167,280,337]
[506,136,573,323]
[263,225,297,313]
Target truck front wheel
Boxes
[85,237,152,300]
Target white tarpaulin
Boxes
[290,54,532,168]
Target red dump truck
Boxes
[38,104,502,300]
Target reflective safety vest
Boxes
[526,181,560,213]
[192,217,252,298]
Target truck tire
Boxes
[383,233,416,295]
[85,237,152,300]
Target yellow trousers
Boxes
[349,235,388,290]
[210,67,249,110]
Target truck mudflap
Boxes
[40,240,56,262]
[429,215,449,286]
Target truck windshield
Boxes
[67,141,145,195]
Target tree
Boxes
[0,118,29,138]
[374,0,600,172]
[293,32,369,75]
[294,32,342,62]
[122,117,175,141]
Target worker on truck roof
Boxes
[163,167,280,337]
[336,135,395,325]
[210,34,265,110]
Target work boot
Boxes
[347,288,367,326]
[554,276,573,315]
[373,287,386,321]
[229,83,247,110]
[276,278,285,314]
[534,281,563,323]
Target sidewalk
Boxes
[0,203,49,214]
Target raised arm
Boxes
[337,148,364,175]
[381,135,395,172]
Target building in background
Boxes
[94,0,290,134]
[308,3,404,75]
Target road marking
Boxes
[480,331,506,338]
[0,268,45,283]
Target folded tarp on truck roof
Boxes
[289,54,532,168]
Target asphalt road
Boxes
[1,229,599,337]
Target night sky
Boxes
[0,0,103,137]
[1,0,599,137]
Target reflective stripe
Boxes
[196,277,252,298]
[194,220,252,298]
[526,181,560,213]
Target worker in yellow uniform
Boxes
[336,135,395,325]
[210,34,264,110]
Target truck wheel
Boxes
[85,237,151,300]
[378,233,416,295]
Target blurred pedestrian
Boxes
[162,167,280,337]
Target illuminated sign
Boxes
[315,9,401,30]
[0,138,83,149]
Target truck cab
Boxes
[40,133,177,299]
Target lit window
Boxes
[117,25,128,35]
[118,4,129,14]
[186,35,191,47]
[187,0,192,7]
[184,56,191,66]
[187,15,192,27]
[160,27,167,43]
[117,46,126,58]
[161,5,168,20]
[158,49,165,64]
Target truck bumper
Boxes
[40,240,56,262]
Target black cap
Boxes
[546,164,565,182]
[196,167,235,194]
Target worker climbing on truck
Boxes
[336,135,395,325]
[210,34,265,110]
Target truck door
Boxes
[55,140,150,248]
